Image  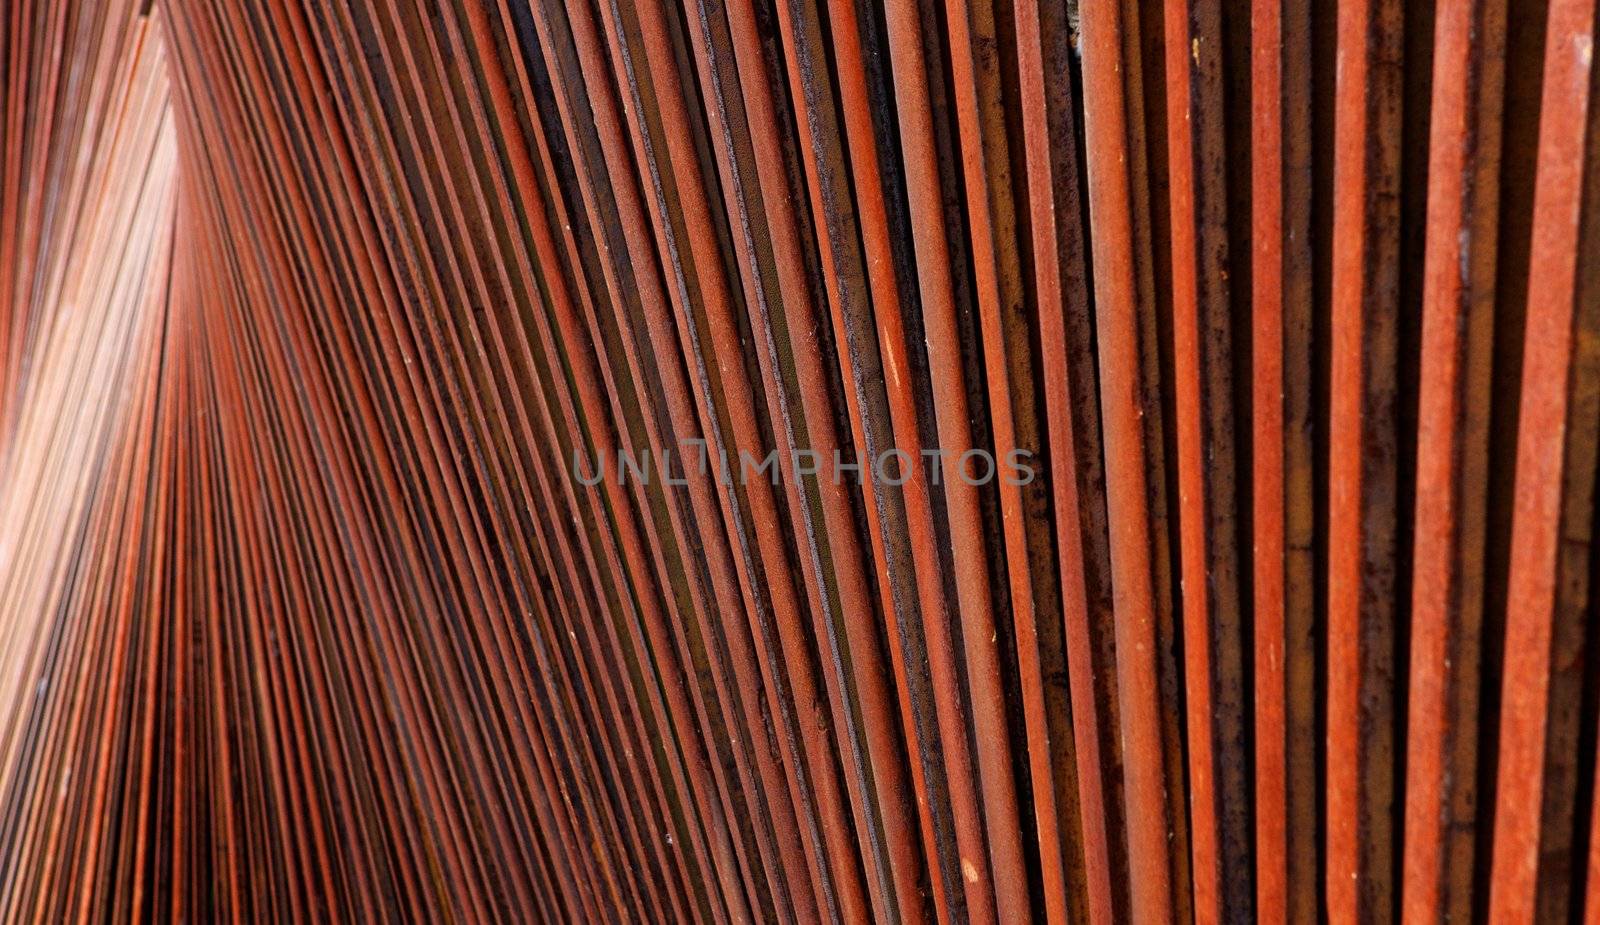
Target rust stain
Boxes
[1,0,1598,920]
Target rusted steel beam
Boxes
[1162,0,1252,918]
[1015,0,1122,919]
[802,0,981,917]
[758,0,954,916]
[874,0,1030,921]
[1489,0,1600,918]
[1251,0,1318,918]
[1402,0,1507,918]
[1327,0,1405,915]
[1078,1,1190,921]
[941,0,1055,917]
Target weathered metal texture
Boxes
[5,0,1600,921]
[1489,0,1600,918]
[1402,0,1506,918]
[1326,0,1404,915]
[1251,0,1318,919]
[1079,1,1192,921]
[1163,0,1252,918]
[1015,0,1119,920]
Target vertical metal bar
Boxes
[1402,0,1507,917]
[1489,1,1600,917]
[1327,0,1405,915]
[1079,1,1188,920]
[1251,0,1318,918]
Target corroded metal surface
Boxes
[2,0,1599,920]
